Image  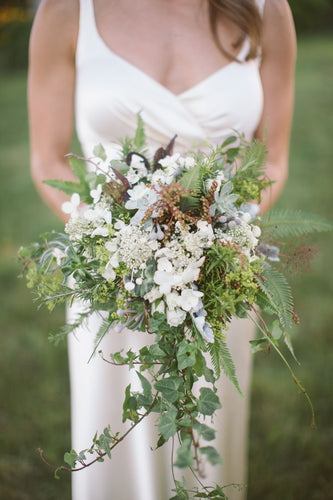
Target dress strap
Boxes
[76,0,100,66]
[255,0,266,17]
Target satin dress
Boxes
[68,1,265,499]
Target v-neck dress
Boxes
[68,1,266,499]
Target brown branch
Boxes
[99,352,162,367]
[39,394,159,474]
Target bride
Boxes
[27,1,296,499]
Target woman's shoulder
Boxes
[37,0,79,18]
[263,0,294,19]
[31,0,79,59]
[261,0,296,58]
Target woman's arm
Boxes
[255,0,297,213]
[28,0,79,222]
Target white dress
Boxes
[68,1,265,499]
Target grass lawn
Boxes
[0,35,332,500]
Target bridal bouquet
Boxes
[19,118,331,499]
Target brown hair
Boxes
[208,0,262,61]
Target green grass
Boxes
[248,36,333,500]
[0,35,332,500]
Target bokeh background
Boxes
[0,1,332,499]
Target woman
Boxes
[28,1,296,499]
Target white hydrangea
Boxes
[215,219,261,260]
[126,154,148,184]
[178,156,196,170]
[62,193,81,218]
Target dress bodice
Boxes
[75,0,265,157]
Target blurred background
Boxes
[0,1,332,499]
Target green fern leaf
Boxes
[179,163,202,211]
[67,155,88,184]
[239,139,267,175]
[261,208,333,239]
[179,163,201,194]
[255,266,294,329]
[43,179,81,196]
[133,114,146,151]
[208,336,242,394]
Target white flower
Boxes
[206,171,225,191]
[190,303,214,343]
[149,224,164,241]
[153,269,174,295]
[124,281,135,292]
[241,212,252,224]
[150,169,174,186]
[166,307,186,327]
[126,154,148,184]
[84,205,111,225]
[158,153,180,170]
[179,289,203,312]
[125,183,159,224]
[144,286,163,303]
[90,184,103,203]
[125,183,158,210]
[152,300,165,315]
[52,247,67,265]
[157,257,173,273]
[252,225,261,238]
[62,193,80,217]
[90,226,109,238]
[178,156,196,170]
[165,291,181,309]
[101,261,116,282]
[179,257,205,284]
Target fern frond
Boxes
[179,163,202,211]
[255,266,294,329]
[133,113,146,151]
[179,163,202,194]
[261,208,333,239]
[208,335,242,394]
[238,139,267,175]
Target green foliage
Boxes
[120,114,148,156]
[93,143,107,161]
[133,113,146,151]
[158,406,178,440]
[154,377,183,404]
[176,339,198,370]
[208,336,242,394]
[44,155,93,203]
[174,437,193,468]
[260,208,333,239]
[231,139,271,206]
[255,266,294,330]
[197,387,221,416]
[0,18,33,73]
[288,0,333,34]
[179,163,202,210]
[199,446,222,465]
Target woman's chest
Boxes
[92,0,245,96]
